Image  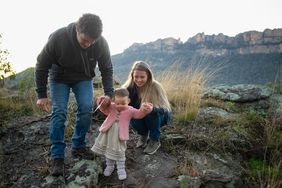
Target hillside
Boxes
[112,28,282,85]
[4,67,35,89]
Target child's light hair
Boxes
[114,88,129,97]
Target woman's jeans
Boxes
[131,111,169,141]
[49,80,93,159]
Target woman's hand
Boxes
[141,102,153,113]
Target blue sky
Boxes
[0,0,281,73]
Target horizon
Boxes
[1,0,281,73]
[10,27,282,75]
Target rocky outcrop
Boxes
[203,84,273,102]
[125,37,182,54]
[186,29,282,54]
[124,28,282,56]
[0,116,102,187]
[112,28,282,85]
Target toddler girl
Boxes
[91,88,152,180]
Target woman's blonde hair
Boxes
[123,61,171,111]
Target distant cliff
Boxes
[112,28,282,85]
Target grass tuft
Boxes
[158,63,217,123]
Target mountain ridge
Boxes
[112,28,282,85]
[123,28,282,53]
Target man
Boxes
[35,13,113,176]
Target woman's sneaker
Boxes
[136,135,148,148]
[143,140,161,154]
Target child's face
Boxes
[114,96,130,112]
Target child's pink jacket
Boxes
[98,102,147,141]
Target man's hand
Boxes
[37,98,51,113]
[97,96,111,109]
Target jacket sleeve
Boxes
[131,108,147,119]
[35,34,57,99]
[97,37,114,98]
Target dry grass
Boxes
[200,98,237,112]
[176,159,199,177]
[242,114,282,188]
[158,63,217,122]
[262,117,282,188]
[93,88,104,99]
[38,164,50,176]
[0,88,42,126]
[0,87,17,97]
[24,87,42,116]
[65,88,105,141]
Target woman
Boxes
[123,61,171,155]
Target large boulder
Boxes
[203,84,272,102]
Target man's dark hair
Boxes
[114,88,129,97]
[76,13,103,39]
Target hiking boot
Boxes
[143,140,161,155]
[136,135,148,148]
[50,158,64,177]
[71,147,95,160]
